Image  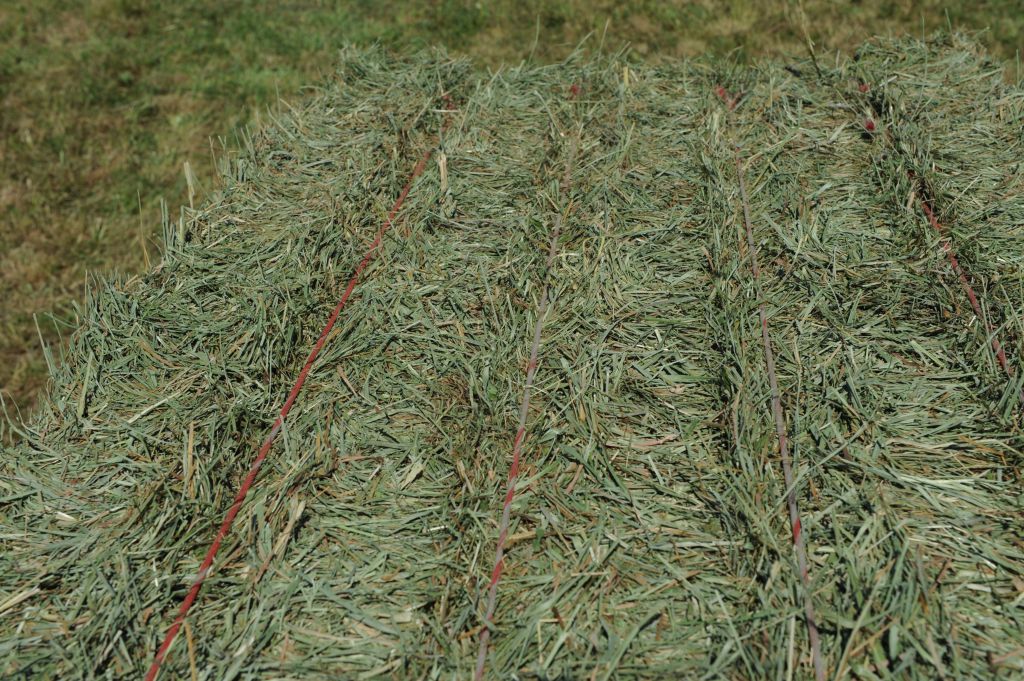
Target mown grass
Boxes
[1,0,1022,417]
[3,37,1023,678]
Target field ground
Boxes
[1,0,1023,419]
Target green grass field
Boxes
[1,0,1021,416]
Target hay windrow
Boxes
[2,36,1023,679]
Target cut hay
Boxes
[2,35,1023,679]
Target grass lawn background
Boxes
[2,0,1022,417]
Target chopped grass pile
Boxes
[2,35,1023,679]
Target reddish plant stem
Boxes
[919,197,1021,401]
[858,80,1020,405]
[143,99,453,681]
[734,150,827,681]
[472,216,562,681]
[474,89,579,678]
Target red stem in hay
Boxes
[715,84,739,111]
[143,97,454,681]
[472,219,561,681]
[734,149,827,681]
[715,83,826,678]
[474,86,578,679]
[919,196,1022,396]
[858,76,1022,406]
